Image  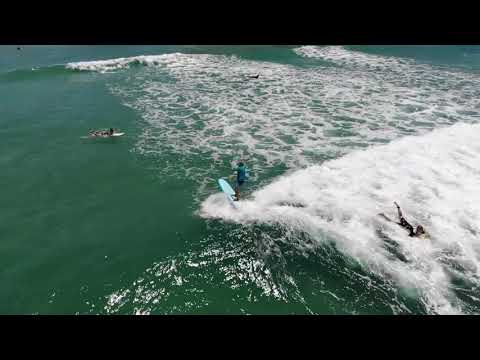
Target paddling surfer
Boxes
[232,162,248,201]
[379,202,427,238]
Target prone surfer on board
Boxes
[232,162,248,201]
[89,128,115,137]
[379,202,427,238]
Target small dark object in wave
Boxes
[17,47,21,50]
[248,74,260,79]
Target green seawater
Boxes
[1,45,480,314]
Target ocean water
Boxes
[1,45,480,314]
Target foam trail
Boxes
[200,123,480,314]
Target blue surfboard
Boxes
[218,178,237,208]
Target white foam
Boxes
[200,123,480,314]
[69,50,480,174]
[97,48,480,186]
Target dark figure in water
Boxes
[89,128,115,137]
[379,202,426,238]
[248,74,260,79]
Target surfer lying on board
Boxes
[379,202,427,238]
[232,162,248,201]
[89,128,115,137]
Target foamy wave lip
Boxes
[65,53,185,73]
[294,46,413,70]
[200,122,480,314]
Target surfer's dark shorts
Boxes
[236,179,245,187]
